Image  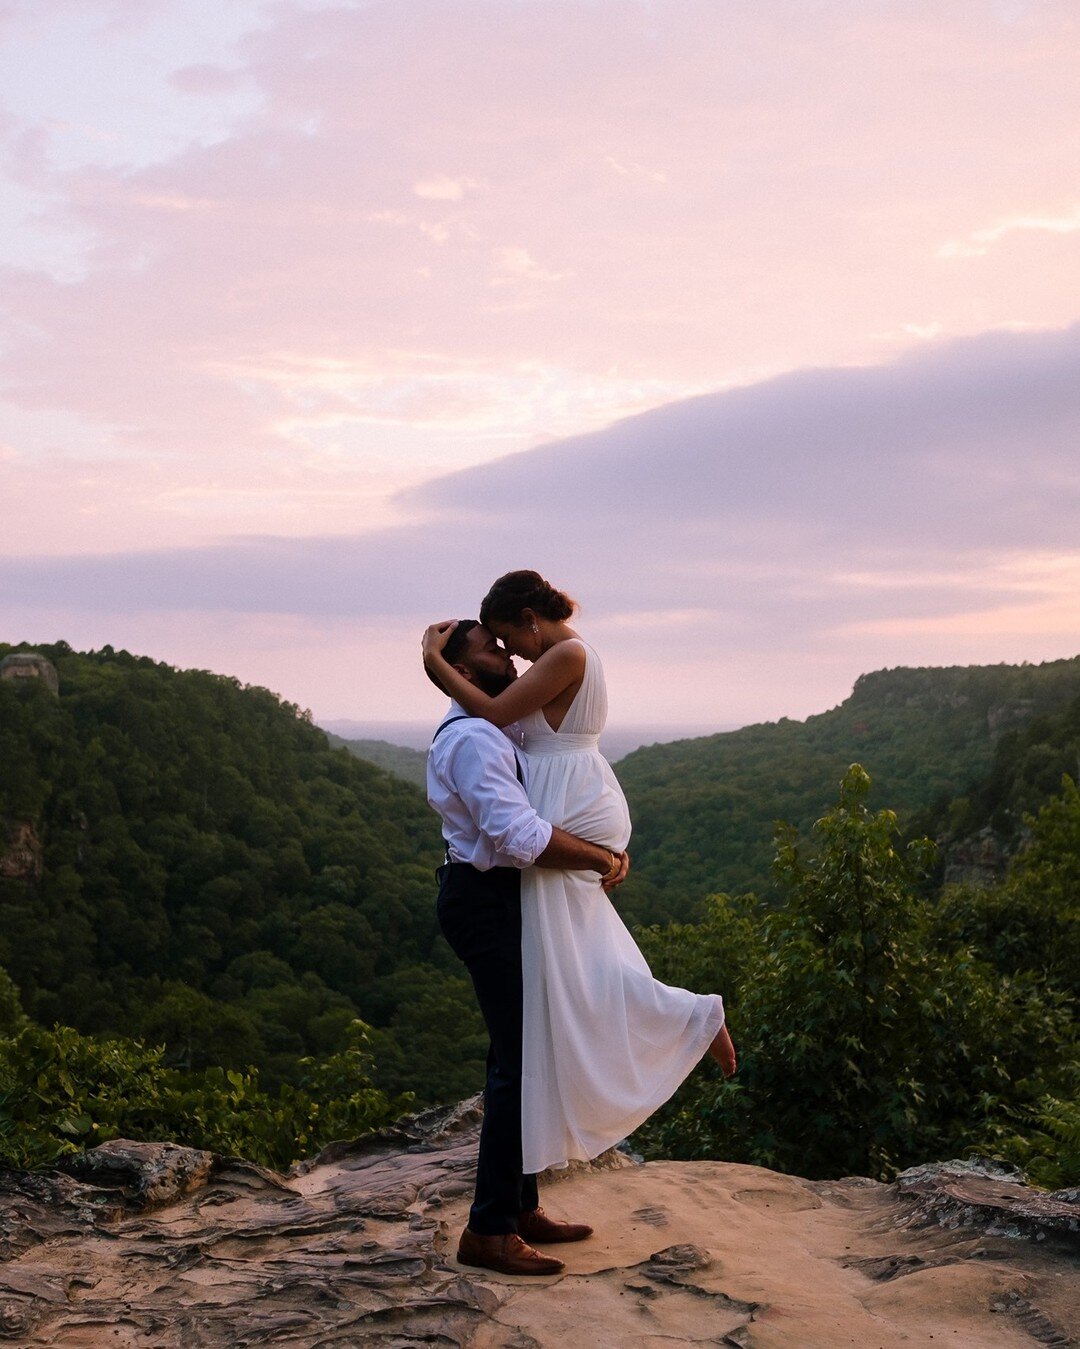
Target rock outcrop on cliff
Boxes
[0,654,59,697]
[0,1100,1076,1347]
[0,820,42,883]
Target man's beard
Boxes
[473,668,515,697]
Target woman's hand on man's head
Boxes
[422,619,458,667]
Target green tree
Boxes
[635,766,1075,1180]
[0,641,447,1098]
[617,656,1080,924]
[0,967,28,1036]
[0,1018,411,1172]
[365,964,488,1102]
[138,981,264,1071]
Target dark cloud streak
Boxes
[3,324,1078,631]
[405,324,1080,547]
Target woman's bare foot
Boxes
[709,1023,737,1078]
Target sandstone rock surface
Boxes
[0,1101,1076,1347]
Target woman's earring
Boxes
[531,623,538,634]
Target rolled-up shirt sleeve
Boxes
[444,732,552,867]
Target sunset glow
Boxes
[2,0,1078,727]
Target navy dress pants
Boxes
[436,861,539,1235]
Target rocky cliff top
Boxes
[0,1100,1076,1347]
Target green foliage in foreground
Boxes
[1002,1080,1080,1191]
[632,766,1079,1184]
[0,1016,412,1172]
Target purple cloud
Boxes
[3,323,1077,629]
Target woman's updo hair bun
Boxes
[480,570,576,626]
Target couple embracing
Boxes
[423,570,736,1277]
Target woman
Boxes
[423,570,735,1174]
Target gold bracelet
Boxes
[600,850,620,883]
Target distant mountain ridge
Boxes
[616,655,1080,925]
[320,718,732,769]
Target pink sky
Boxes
[1,0,1078,728]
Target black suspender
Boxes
[432,714,526,865]
[431,714,525,784]
[430,713,472,744]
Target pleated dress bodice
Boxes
[518,640,630,851]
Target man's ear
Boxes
[452,662,475,685]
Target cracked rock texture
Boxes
[0,1101,1077,1347]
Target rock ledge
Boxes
[0,1113,1076,1346]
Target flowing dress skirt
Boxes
[519,727,724,1175]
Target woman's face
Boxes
[487,616,540,662]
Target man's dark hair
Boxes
[425,619,481,694]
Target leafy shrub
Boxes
[996,1093,1080,1191]
[0,1017,412,1172]
[634,766,1077,1180]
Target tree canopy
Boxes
[2,643,1076,1183]
[0,641,485,1106]
[633,766,1078,1187]
[616,656,1080,925]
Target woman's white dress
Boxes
[519,639,725,1175]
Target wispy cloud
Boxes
[412,174,478,201]
[939,206,1080,259]
[490,246,573,286]
[2,0,1077,525]
[605,155,667,184]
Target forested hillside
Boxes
[911,691,1080,865]
[0,642,485,1109]
[326,733,427,790]
[617,656,1080,925]
[2,643,1076,1184]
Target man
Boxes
[425,619,628,1277]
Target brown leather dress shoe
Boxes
[517,1206,594,1244]
[457,1228,565,1276]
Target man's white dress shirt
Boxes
[426,703,553,870]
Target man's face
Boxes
[460,624,517,696]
